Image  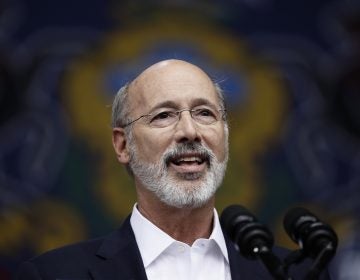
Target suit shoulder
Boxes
[16,235,111,280]
[30,235,105,264]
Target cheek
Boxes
[133,130,170,161]
[204,127,227,161]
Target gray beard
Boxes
[128,141,228,208]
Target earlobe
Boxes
[112,128,130,163]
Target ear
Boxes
[112,127,130,164]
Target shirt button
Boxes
[178,245,185,253]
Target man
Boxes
[16,59,330,279]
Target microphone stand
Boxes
[251,241,292,280]
[304,242,336,280]
[283,242,336,280]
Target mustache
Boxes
[163,142,214,166]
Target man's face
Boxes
[125,60,228,208]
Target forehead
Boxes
[128,62,219,113]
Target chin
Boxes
[176,172,204,181]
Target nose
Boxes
[174,111,201,143]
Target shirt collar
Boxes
[130,204,229,267]
[210,208,229,263]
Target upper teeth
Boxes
[177,157,202,163]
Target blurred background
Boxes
[0,0,359,279]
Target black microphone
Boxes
[283,207,338,259]
[221,205,290,279]
[220,204,274,258]
[283,207,338,279]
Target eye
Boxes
[192,108,219,124]
[195,108,216,117]
[148,110,178,127]
[152,111,172,120]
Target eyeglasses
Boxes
[121,108,226,128]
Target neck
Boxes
[136,189,215,245]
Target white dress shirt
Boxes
[130,204,231,280]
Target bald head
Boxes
[130,59,213,92]
[111,59,225,128]
[132,59,210,82]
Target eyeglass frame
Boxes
[120,107,227,128]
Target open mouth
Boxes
[166,152,210,172]
[173,155,206,165]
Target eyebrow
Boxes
[148,98,218,112]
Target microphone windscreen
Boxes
[220,204,255,236]
[283,206,338,260]
[221,204,275,259]
[283,207,315,238]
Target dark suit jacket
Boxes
[16,216,330,280]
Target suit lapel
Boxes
[89,216,148,280]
